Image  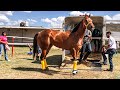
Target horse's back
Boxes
[38,29,71,37]
[37,29,72,49]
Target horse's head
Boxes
[83,14,95,31]
[71,14,95,33]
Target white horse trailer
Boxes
[62,16,106,62]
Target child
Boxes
[34,45,41,60]
[27,43,41,61]
[27,43,33,55]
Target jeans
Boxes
[79,42,92,61]
[37,45,41,54]
[0,44,8,60]
[102,49,116,70]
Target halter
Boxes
[83,19,92,29]
[71,17,92,32]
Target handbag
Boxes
[5,44,10,50]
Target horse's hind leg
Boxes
[40,50,49,70]
[46,44,53,55]
[44,44,53,70]
[40,49,49,70]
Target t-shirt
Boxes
[83,29,92,42]
[0,36,7,43]
[108,36,116,49]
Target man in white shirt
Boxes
[102,31,116,72]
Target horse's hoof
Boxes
[58,66,61,69]
[78,61,82,64]
[86,62,92,67]
[72,70,78,75]
[81,60,91,67]
[60,63,66,67]
[45,67,49,71]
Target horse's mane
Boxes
[71,20,83,33]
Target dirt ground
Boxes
[0,46,120,79]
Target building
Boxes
[0,26,63,44]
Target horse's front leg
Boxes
[70,48,78,75]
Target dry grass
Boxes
[0,46,120,79]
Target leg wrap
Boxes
[41,60,46,70]
[44,59,48,68]
[73,60,77,71]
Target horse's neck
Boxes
[73,20,86,40]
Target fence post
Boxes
[12,37,14,57]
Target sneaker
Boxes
[101,62,107,65]
[0,54,2,59]
[6,59,10,61]
[81,60,91,66]
[104,69,113,72]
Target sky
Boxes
[0,11,120,28]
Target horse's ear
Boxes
[85,14,90,18]
[89,14,91,17]
[85,14,87,16]
[84,14,87,18]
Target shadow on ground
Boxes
[12,67,60,75]
[23,58,33,60]
[31,55,62,66]
[61,59,102,67]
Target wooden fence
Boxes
[7,36,33,57]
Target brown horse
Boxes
[33,15,95,74]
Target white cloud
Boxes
[6,20,21,26]
[0,14,10,22]
[104,14,120,24]
[69,11,92,16]
[6,18,37,26]
[104,15,112,20]
[0,11,13,16]
[0,11,13,25]
[90,14,93,16]
[27,19,37,25]
[69,11,84,16]
[41,16,65,28]
[0,22,4,25]
[27,19,37,22]
[41,18,52,23]
[22,11,32,13]
[104,14,120,20]
[57,16,65,22]
[112,14,120,20]
[51,18,57,22]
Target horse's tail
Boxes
[33,33,38,59]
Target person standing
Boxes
[102,31,116,72]
[79,29,92,64]
[0,32,10,61]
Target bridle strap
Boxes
[84,19,91,29]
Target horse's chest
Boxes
[77,39,83,45]
[76,39,83,48]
